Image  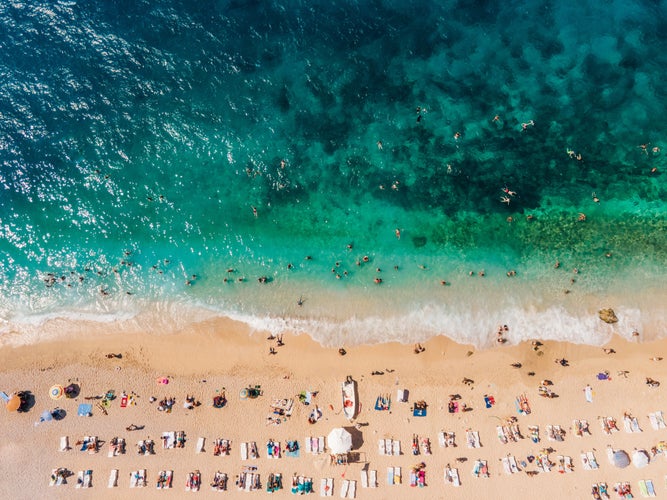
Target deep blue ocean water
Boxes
[2,0,667,347]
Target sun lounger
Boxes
[466,430,481,448]
[320,478,329,496]
[510,424,522,441]
[162,431,175,449]
[646,479,656,497]
[59,435,69,452]
[319,436,325,453]
[339,479,349,498]
[108,469,118,488]
[130,471,138,488]
[360,470,368,488]
[509,455,520,473]
[581,452,591,470]
[196,437,205,453]
[587,451,599,469]
[438,431,446,447]
[240,442,248,460]
[75,470,84,489]
[366,470,375,488]
[639,480,649,497]
[387,468,393,485]
[501,457,512,475]
[656,411,667,429]
[447,466,461,486]
[83,470,92,488]
[394,467,401,484]
[347,480,356,498]
[378,439,385,455]
[497,426,508,444]
[392,439,401,455]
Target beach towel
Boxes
[77,404,92,417]
[413,406,426,417]
[394,467,401,484]
[484,395,495,408]
[120,393,128,407]
[584,385,593,402]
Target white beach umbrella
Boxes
[632,449,650,468]
[327,427,353,454]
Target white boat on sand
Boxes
[342,376,357,420]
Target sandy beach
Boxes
[1,317,666,500]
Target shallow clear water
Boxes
[2,0,667,347]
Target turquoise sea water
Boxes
[2,0,667,347]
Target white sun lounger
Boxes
[347,480,356,498]
[319,436,325,453]
[509,456,520,473]
[82,470,92,488]
[378,439,385,455]
[130,471,138,488]
[581,452,592,470]
[196,437,205,453]
[466,430,481,448]
[656,411,667,429]
[497,426,508,444]
[240,442,248,460]
[369,470,376,488]
[587,451,599,469]
[392,439,401,455]
[394,467,401,484]
[501,457,512,475]
[445,466,461,486]
[162,431,175,449]
[108,469,118,488]
[305,437,312,454]
[59,436,69,452]
[438,431,446,447]
[75,471,84,489]
[387,468,393,485]
[649,413,660,430]
[360,470,368,488]
[339,479,349,498]
[320,478,330,496]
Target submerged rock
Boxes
[598,308,618,324]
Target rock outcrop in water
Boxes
[598,308,618,324]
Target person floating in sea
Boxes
[521,119,535,131]
[395,228,401,239]
[251,206,258,217]
[500,196,511,205]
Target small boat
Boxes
[342,376,357,420]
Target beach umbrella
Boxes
[611,449,630,468]
[632,449,650,468]
[6,394,21,412]
[49,385,64,400]
[327,427,353,454]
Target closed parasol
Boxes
[327,427,353,454]
[6,393,21,412]
[50,385,64,400]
